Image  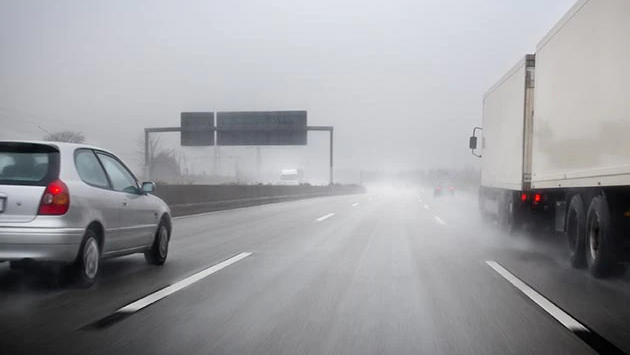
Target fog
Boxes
[0,0,576,182]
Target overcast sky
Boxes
[0,0,577,181]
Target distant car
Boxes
[434,184,455,197]
[0,141,171,287]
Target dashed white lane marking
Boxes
[485,261,587,332]
[419,199,423,203]
[316,213,335,222]
[369,197,373,201]
[423,204,429,209]
[434,216,445,225]
[118,252,252,313]
[352,203,360,207]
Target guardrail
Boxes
[155,184,366,217]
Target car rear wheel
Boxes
[73,229,100,287]
[145,221,169,266]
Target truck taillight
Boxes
[38,179,70,215]
[534,193,541,203]
[521,193,528,202]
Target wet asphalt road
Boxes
[2,190,630,354]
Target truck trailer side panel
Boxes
[532,0,630,189]
[481,56,533,191]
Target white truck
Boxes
[279,169,304,186]
[470,0,630,278]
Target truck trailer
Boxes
[470,0,630,278]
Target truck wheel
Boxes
[500,193,520,234]
[478,190,490,222]
[478,187,484,211]
[585,195,619,278]
[497,193,506,225]
[566,195,586,269]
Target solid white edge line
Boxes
[316,213,335,222]
[485,261,587,332]
[352,203,360,207]
[434,216,445,225]
[117,252,252,313]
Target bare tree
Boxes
[44,130,85,143]
[136,134,162,169]
[136,135,183,181]
[152,150,181,180]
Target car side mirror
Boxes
[469,136,478,149]
[142,181,156,194]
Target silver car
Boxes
[0,141,172,286]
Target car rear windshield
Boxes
[0,143,60,186]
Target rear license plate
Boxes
[0,198,5,213]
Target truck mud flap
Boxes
[554,200,567,233]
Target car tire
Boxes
[73,229,100,288]
[145,220,169,266]
[566,195,586,269]
[585,195,619,278]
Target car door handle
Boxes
[122,201,128,206]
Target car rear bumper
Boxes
[0,226,84,262]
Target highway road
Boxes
[2,190,630,354]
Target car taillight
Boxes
[449,186,455,190]
[38,179,70,215]
[534,193,541,203]
[436,187,442,190]
[521,193,528,202]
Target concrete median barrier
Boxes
[155,184,366,217]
